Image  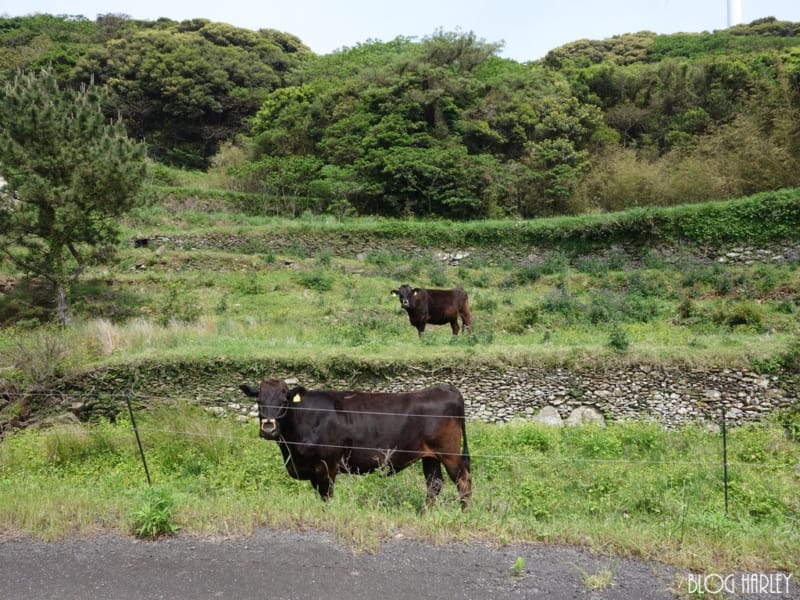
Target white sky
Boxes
[3,1,800,62]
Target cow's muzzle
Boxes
[260,418,279,439]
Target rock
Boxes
[565,406,606,427]
[531,405,563,427]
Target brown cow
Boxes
[240,379,472,509]
[391,284,472,337]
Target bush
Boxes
[608,325,630,353]
[508,305,540,334]
[6,328,70,389]
[711,301,765,329]
[540,286,584,324]
[294,270,334,292]
[156,283,201,326]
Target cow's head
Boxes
[391,284,419,309]
[240,379,298,440]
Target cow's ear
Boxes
[287,386,306,403]
[390,289,399,296]
[239,384,258,398]
[412,288,421,296]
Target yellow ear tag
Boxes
[292,394,302,403]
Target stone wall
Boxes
[4,362,796,432]
[272,364,798,429]
[134,233,800,270]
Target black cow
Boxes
[240,379,472,509]
[391,284,472,337]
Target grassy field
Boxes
[0,403,797,581]
[2,203,799,379]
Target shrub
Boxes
[6,328,70,389]
[428,263,449,287]
[779,340,800,372]
[508,305,540,334]
[711,301,765,329]
[540,286,584,324]
[294,270,334,292]
[156,283,201,326]
[608,325,630,353]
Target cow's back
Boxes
[324,385,463,447]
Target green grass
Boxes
[1,237,798,383]
[0,405,797,575]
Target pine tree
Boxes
[0,69,149,324]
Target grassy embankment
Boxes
[0,185,798,589]
[2,187,799,375]
[0,403,797,584]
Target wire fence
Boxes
[4,391,795,473]
[3,391,791,468]
[4,389,798,566]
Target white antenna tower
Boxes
[727,0,743,27]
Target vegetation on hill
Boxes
[0,189,798,397]
[3,15,800,218]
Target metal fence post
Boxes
[125,393,151,487]
[721,407,729,517]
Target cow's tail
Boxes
[460,415,471,471]
[461,295,473,331]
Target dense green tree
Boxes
[4,14,800,218]
[0,14,96,80]
[70,18,310,167]
[0,69,149,324]
[235,154,323,215]
[248,32,603,218]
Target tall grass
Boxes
[1,243,798,384]
[1,406,797,575]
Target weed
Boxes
[214,293,229,315]
[711,301,765,329]
[155,283,200,326]
[131,487,179,538]
[6,328,70,389]
[608,325,630,353]
[581,566,616,591]
[509,305,539,334]
[541,287,583,324]
[511,556,526,577]
[294,270,334,292]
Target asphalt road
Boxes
[0,529,794,600]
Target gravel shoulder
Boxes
[1,528,683,600]
[2,528,797,599]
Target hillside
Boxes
[3,15,800,219]
[1,188,798,415]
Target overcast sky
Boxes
[5,1,800,62]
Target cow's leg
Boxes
[442,456,473,510]
[422,457,444,509]
[449,319,460,335]
[312,461,336,501]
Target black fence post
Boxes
[125,393,151,487]
[721,407,729,517]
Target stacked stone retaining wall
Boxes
[286,365,797,429]
[4,363,796,431]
